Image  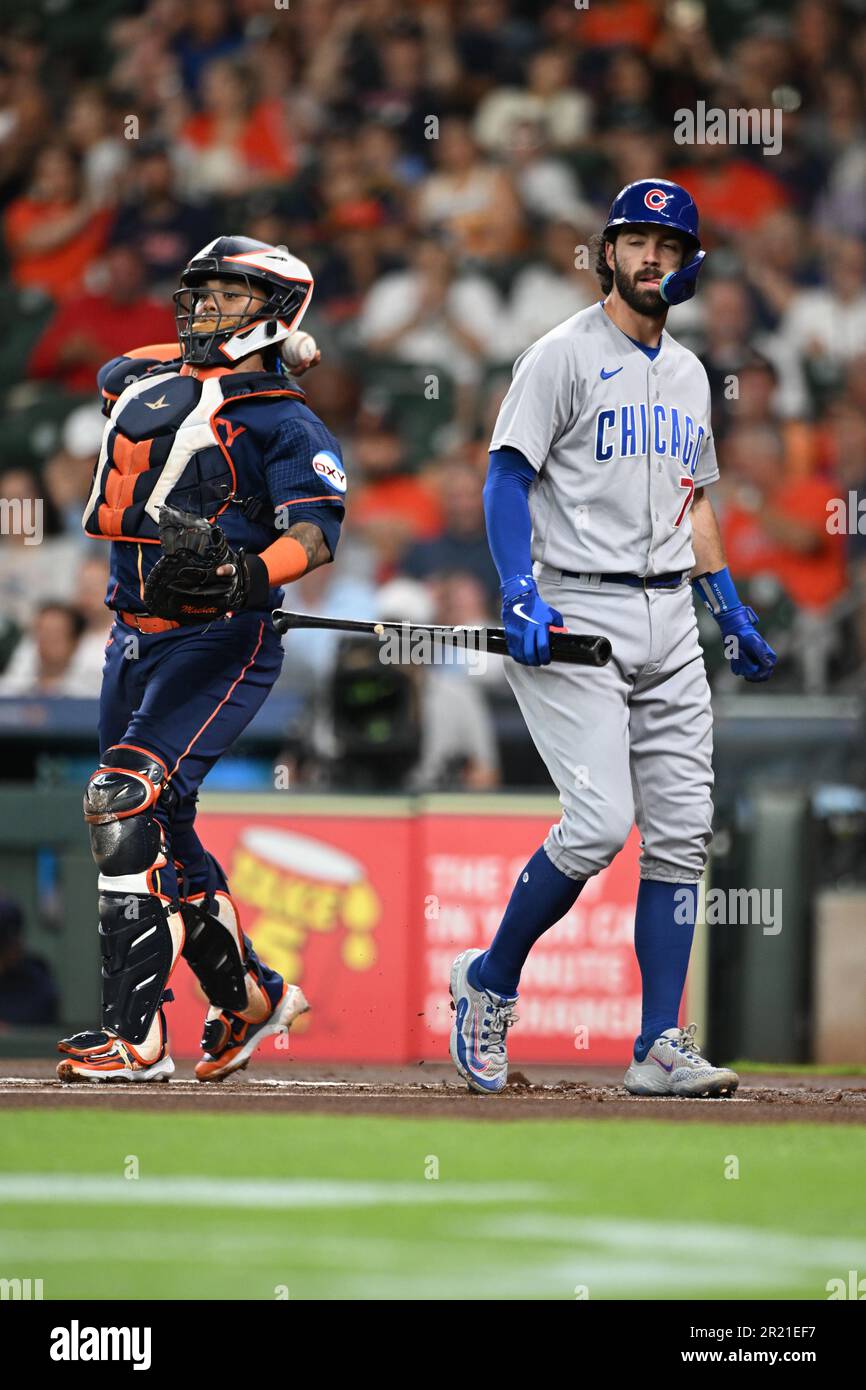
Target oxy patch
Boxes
[311,451,347,494]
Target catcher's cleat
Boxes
[195,982,309,1082]
[56,999,174,1083]
[449,948,519,1095]
[623,1023,739,1098]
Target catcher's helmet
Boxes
[174,236,313,367]
[602,179,704,305]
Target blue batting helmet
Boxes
[602,179,701,252]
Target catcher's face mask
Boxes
[173,236,313,367]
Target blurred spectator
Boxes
[719,422,849,690]
[62,555,113,695]
[671,144,791,237]
[597,47,658,132]
[357,236,501,391]
[742,210,818,331]
[0,897,59,1026]
[28,243,176,393]
[109,138,215,294]
[66,83,129,208]
[504,217,600,354]
[276,547,379,697]
[499,118,593,227]
[809,68,866,240]
[453,0,532,100]
[309,10,457,158]
[172,0,243,95]
[350,405,444,576]
[0,52,50,203]
[415,115,523,265]
[0,601,87,696]
[401,454,499,603]
[777,237,866,371]
[314,200,396,325]
[426,568,508,695]
[42,404,107,538]
[699,277,808,425]
[474,45,591,153]
[719,423,847,615]
[0,468,81,633]
[179,56,297,197]
[580,0,661,54]
[3,144,112,301]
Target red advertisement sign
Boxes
[167,800,414,1062]
[409,815,643,1065]
[167,797,642,1065]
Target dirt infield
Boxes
[1,1059,865,1123]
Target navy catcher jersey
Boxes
[84,351,346,615]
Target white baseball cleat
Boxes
[624,1023,739,1097]
[57,1005,174,1083]
[449,948,519,1095]
[195,983,309,1082]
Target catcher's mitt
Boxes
[143,505,252,624]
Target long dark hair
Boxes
[593,232,615,295]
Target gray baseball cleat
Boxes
[624,1023,739,1097]
[449,948,519,1094]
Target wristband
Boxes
[501,573,536,603]
[258,535,310,586]
[692,566,741,618]
[242,553,272,610]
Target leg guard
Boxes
[180,894,248,1012]
[83,745,183,1046]
[181,891,271,1022]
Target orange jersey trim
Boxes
[274,494,343,509]
[124,343,180,361]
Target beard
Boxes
[612,258,666,316]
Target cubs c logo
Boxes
[644,188,674,211]
[312,450,347,494]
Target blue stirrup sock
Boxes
[470,846,586,997]
[633,880,697,1061]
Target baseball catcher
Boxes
[57,236,345,1082]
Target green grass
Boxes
[730,1061,866,1077]
[1,1110,864,1300]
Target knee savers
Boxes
[83,745,180,1044]
[84,745,173,880]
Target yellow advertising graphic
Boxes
[230,826,381,982]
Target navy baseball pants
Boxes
[99,609,283,910]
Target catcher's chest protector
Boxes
[83,369,302,542]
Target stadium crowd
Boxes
[0,0,865,785]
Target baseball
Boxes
[280,331,318,368]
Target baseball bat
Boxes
[271,609,612,667]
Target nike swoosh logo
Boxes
[512,603,539,625]
[600,367,623,379]
[653,1056,674,1073]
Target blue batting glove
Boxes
[501,573,565,666]
[715,604,777,682]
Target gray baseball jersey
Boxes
[491,301,718,576]
[490,300,717,886]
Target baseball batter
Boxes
[56,236,345,1083]
[450,180,777,1097]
